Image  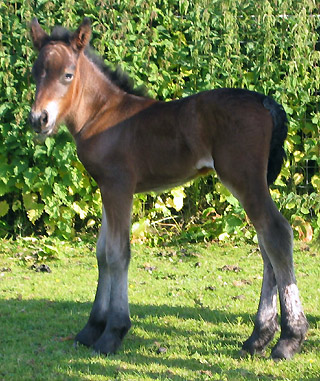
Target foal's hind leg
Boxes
[216,150,307,359]
[242,241,279,355]
[255,202,308,359]
[241,192,308,359]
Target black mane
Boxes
[47,26,148,97]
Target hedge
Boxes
[0,0,319,242]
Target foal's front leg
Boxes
[75,208,110,346]
[75,194,132,354]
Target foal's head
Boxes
[29,18,91,135]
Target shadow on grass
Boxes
[0,298,319,380]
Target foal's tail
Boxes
[263,96,288,186]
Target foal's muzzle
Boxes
[29,110,49,133]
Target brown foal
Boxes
[29,18,308,359]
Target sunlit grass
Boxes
[0,238,319,380]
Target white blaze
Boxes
[45,100,59,130]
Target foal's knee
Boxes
[103,238,131,270]
[96,236,107,267]
[96,232,130,267]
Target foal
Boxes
[29,18,308,359]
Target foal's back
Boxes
[89,88,273,193]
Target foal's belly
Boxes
[134,156,215,194]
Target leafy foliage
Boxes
[0,0,319,241]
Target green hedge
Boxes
[0,0,319,241]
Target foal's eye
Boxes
[64,73,74,81]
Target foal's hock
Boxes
[29,18,308,359]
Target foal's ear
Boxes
[72,18,91,51]
[30,18,49,51]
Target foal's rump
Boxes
[200,89,287,188]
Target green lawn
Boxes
[0,238,319,380]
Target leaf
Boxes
[12,200,21,212]
[71,202,88,219]
[311,175,320,193]
[293,151,304,163]
[23,193,44,223]
[0,201,9,217]
[166,187,186,212]
[226,194,239,207]
[225,215,243,231]
[155,197,170,216]
[286,201,296,210]
[215,182,231,202]
[27,208,44,223]
[131,218,150,241]
[23,193,39,209]
[293,173,304,186]
[218,232,229,241]
[292,216,313,242]
[42,244,59,257]
[45,137,55,155]
[86,219,96,228]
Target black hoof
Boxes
[93,333,123,355]
[271,336,304,360]
[75,322,106,348]
[271,319,308,360]
[92,322,131,355]
[242,323,279,356]
[241,339,266,357]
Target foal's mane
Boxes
[47,26,148,97]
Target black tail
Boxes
[263,96,288,185]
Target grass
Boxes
[0,237,319,380]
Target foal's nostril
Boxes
[40,110,48,126]
[29,111,41,132]
[29,110,49,133]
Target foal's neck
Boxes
[66,53,156,140]
[65,53,126,136]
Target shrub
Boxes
[0,0,319,241]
